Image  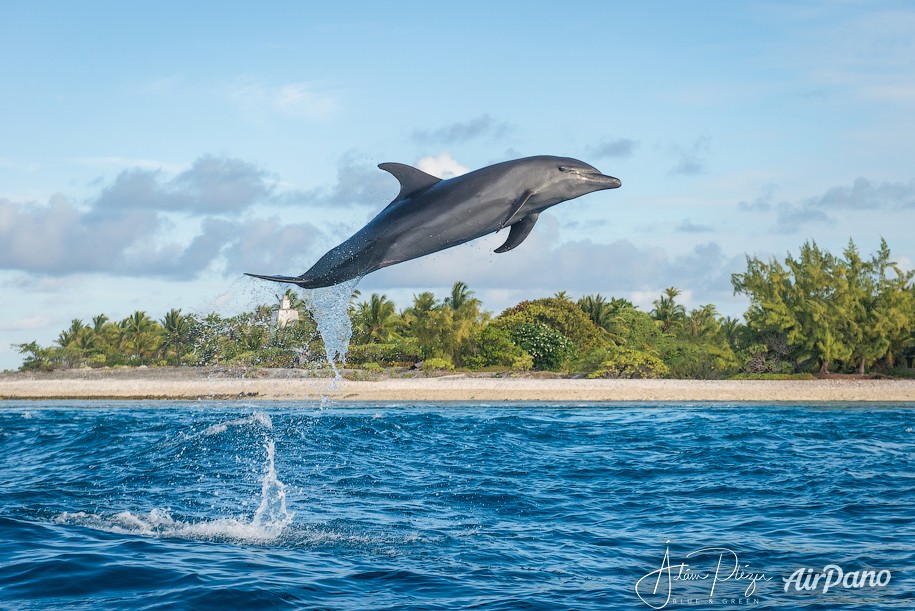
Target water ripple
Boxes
[0,402,913,609]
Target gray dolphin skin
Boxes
[246,155,621,288]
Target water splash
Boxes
[299,277,361,382]
[201,411,273,436]
[251,440,292,537]
[57,416,292,545]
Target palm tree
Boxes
[353,293,397,343]
[56,319,84,347]
[578,294,612,329]
[121,311,161,364]
[720,316,745,351]
[161,309,190,365]
[55,319,94,367]
[91,314,109,334]
[686,304,719,338]
[405,292,440,318]
[651,287,686,333]
[444,281,483,321]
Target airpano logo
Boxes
[634,543,899,609]
[783,564,892,594]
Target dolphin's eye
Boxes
[558,166,575,173]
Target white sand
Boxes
[2,369,915,402]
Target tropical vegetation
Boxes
[13,240,915,378]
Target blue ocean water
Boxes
[0,402,913,610]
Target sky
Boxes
[2,1,915,370]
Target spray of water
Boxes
[297,277,361,382]
[56,413,293,544]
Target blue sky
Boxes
[2,1,915,369]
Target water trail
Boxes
[251,440,292,537]
[298,277,361,384]
[201,412,273,436]
[57,416,293,544]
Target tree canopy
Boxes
[14,240,915,378]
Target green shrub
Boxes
[421,357,455,371]
[511,353,534,371]
[583,346,670,379]
[496,297,604,352]
[462,325,531,369]
[885,367,915,379]
[348,339,423,366]
[504,321,575,371]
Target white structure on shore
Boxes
[276,295,300,329]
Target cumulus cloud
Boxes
[676,219,715,233]
[362,215,736,298]
[412,114,512,145]
[0,153,328,279]
[0,194,187,276]
[95,155,273,214]
[284,156,397,208]
[416,151,469,178]
[589,138,638,159]
[669,137,710,176]
[0,191,327,279]
[771,177,915,233]
[221,217,324,275]
[737,184,776,212]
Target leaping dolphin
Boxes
[246,155,621,288]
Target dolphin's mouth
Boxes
[587,172,622,189]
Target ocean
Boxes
[0,401,912,610]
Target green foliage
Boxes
[493,297,602,370]
[662,338,738,379]
[885,367,915,379]
[351,293,398,344]
[16,258,914,379]
[497,298,604,351]
[651,287,687,333]
[502,321,575,371]
[14,341,56,371]
[347,339,423,366]
[733,238,915,374]
[421,357,455,371]
[580,345,670,379]
[462,325,531,370]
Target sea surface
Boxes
[0,401,913,610]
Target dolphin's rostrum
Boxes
[246,155,621,288]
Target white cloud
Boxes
[416,151,469,179]
[75,156,184,173]
[361,214,738,300]
[0,314,54,331]
[227,78,339,122]
[412,115,512,144]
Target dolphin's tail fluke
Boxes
[245,272,314,287]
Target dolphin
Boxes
[246,155,621,288]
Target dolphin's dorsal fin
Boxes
[494,212,540,253]
[379,162,441,200]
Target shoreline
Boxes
[2,369,915,402]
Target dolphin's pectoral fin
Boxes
[499,191,533,230]
[378,162,442,201]
[494,212,540,254]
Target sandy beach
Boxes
[2,368,915,402]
